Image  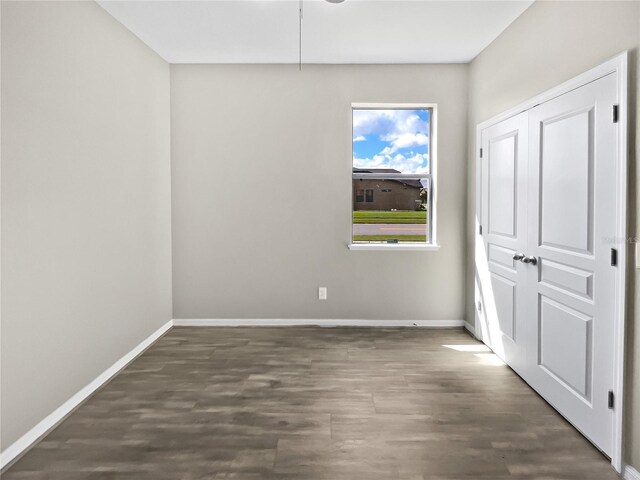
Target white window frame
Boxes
[348,103,439,252]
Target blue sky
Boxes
[353,109,430,174]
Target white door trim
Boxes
[474,51,628,472]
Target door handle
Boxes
[522,255,537,265]
[513,253,525,261]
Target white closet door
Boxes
[524,73,618,456]
[478,112,529,373]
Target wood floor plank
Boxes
[3,327,621,479]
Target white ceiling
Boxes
[97,0,534,64]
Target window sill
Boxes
[348,243,440,252]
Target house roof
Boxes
[353,167,402,175]
[353,168,424,189]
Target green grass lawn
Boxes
[353,210,426,224]
[353,235,427,242]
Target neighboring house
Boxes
[353,168,424,211]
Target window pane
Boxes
[352,177,429,244]
[365,189,374,202]
[353,108,430,175]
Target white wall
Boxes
[0,1,172,451]
[465,0,640,469]
[171,64,468,321]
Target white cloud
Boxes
[354,152,429,174]
[383,133,429,154]
[353,135,366,142]
[354,154,387,170]
[353,109,429,154]
[380,146,394,155]
[353,109,423,137]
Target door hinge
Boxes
[479,225,483,235]
[611,248,618,266]
[608,390,614,409]
[479,148,483,159]
[613,105,619,123]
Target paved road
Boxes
[353,223,426,236]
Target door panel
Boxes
[488,244,518,270]
[490,273,516,341]
[539,107,594,254]
[539,259,593,300]
[488,134,517,237]
[478,112,528,373]
[525,73,617,456]
[539,296,592,400]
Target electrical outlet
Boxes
[318,287,327,300]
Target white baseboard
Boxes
[463,321,476,337]
[0,320,173,471]
[173,318,465,328]
[624,465,640,480]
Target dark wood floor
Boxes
[4,327,620,479]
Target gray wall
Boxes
[0,1,172,450]
[171,64,468,320]
[465,0,640,469]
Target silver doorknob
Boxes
[522,255,537,265]
[513,253,525,261]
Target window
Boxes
[350,104,437,250]
[365,189,374,202]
